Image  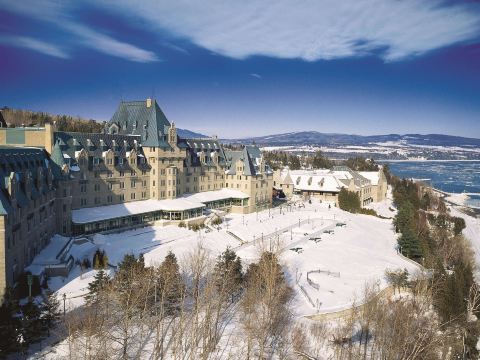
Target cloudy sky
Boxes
[1,0,479,138]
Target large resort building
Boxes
[0,99,273,298]
[0,98,387,299]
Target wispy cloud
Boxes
[0,35,69,59]
[98,0,480,61]
[250,73,262,79]
[65,23,158,63]
[0,0,158,62]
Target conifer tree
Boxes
[214,248,243,299]
[0,288,21,356]
[85,270,109,304]
[20,300,43,346]
[157,252,184,315]
[40,289,61,336]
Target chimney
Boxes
[146,98,152,108]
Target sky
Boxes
[0,0,479,139]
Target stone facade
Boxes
[0,99,273,299]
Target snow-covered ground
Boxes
[449,206,480,278]
[47,197,418,317]
[365,186,397,219]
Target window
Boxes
[119,171,124,177]
[120,182,125,189]
[152,180,156,187]
[81,198,87,206]
[107,158,113,165]
[119,194,125,201]
[107,195,113,203]
[131,180,136,188]
[131,170,136,176]
[108,183,113,190]
[107,172,113,178]
[94,184,100,191]
[131,193,136,200]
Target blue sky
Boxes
[1,0,480,138]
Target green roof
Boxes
[107,99,172,148]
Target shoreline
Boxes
[430,187,480,217]
[379,159,480,163]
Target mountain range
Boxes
[223,131,480,148]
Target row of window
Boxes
[79,191,148,206]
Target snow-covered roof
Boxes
[293,174,343,193]
[358,171,380,185]
[72,189,249,224]
[72,198,206,224]
[183,188,249,203]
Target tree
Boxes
[311,150,333,169]
[398,228,422,259]
[288,155,301,170]
[156,252,184,315]
[242,252,293,358]
[85,269,109,304]
[40,289,61,336]
[93,249,109,269]
[338,188,361,213]
[0,288,21,356]
[20,300,43,346]
[214,248,243,300]
[385,268,409,294]
[453,216,466,236]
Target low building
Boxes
[274,166,387,206]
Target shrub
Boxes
[338,188,361,213]
[178,221,186,228]
[191,223,201,232]
[211,217,223,226]
[359,208,378,217]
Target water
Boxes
[381,161,480,208]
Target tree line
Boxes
[0,107,105,133]
[389,173,478,357]
[264,149,379,171]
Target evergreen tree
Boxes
[39,289,61,336]
[289,155,301,170]
[85,270,109,304]
[312,150,333,169]
[398,228,422,259]
[214,248,243,299]
[156,252,184,315]
[338,188,361,213]
[20,300,43,346]
[0,288,21,356]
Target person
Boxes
[328,204,331,209]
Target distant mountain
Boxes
[177,128,208,139]
[223,131,480,148]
